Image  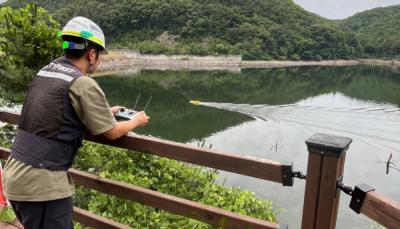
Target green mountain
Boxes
[342,4,400,58]
[3,0,362,60]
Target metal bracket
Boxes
[349,183,375,214]
[336,175,353,197]
[281,164,294,186]
[336,175,343,197]
[281,164,307,186]
[293,171,306,180]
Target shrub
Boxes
[73,141,281,228]
[0,3,61,102]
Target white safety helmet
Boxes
[60,16,108,54]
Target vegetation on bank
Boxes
[5,0,363,60]
[341,5,400,59]
[4,1,400,60]
[0,4,280,227]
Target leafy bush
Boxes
[290,54,301,61]
[0,207,16,223]
[0,124,16,223]
[0,126,280,228]
[73,141,280,228]
[0,3,61,102]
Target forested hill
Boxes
[341,5,400,58]
[3,0,362,60]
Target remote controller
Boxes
[114,95,152,121]
[115,108,137,120]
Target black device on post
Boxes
[114,94,152,121]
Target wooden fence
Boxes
[0,111,399,229]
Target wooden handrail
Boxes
[0,147,282,229]
[72,207,132,229]
[359,191,400,229]
[87,134,285,183]
[0,111,286,184]
[70,169,281,229]
[0,111,19,125]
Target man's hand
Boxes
[133,111,150,127]
[103,111,150,140]
[111,106,125,115]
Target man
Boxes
[2,16,149,229]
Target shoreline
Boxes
[241,59,359,68]
[98,50,400,72]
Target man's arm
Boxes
[69,77,149,139]
[103,111,149,140]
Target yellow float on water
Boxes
[190,100,201,105]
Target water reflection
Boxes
[96,65,400,229]
[98,65,400,140]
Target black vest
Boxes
[11,57,85,171]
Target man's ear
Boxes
[87,49,97,64]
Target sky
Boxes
[293,0,400,19]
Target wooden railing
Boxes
[1,111,399,229]
[355,187,400,229]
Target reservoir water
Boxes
[96,65,400,229]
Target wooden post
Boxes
[301,133,352,229]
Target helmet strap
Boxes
[88,64,94,77]
[83,40,94,77]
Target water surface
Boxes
[96,65,400,228]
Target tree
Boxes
[0,3,61,102]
